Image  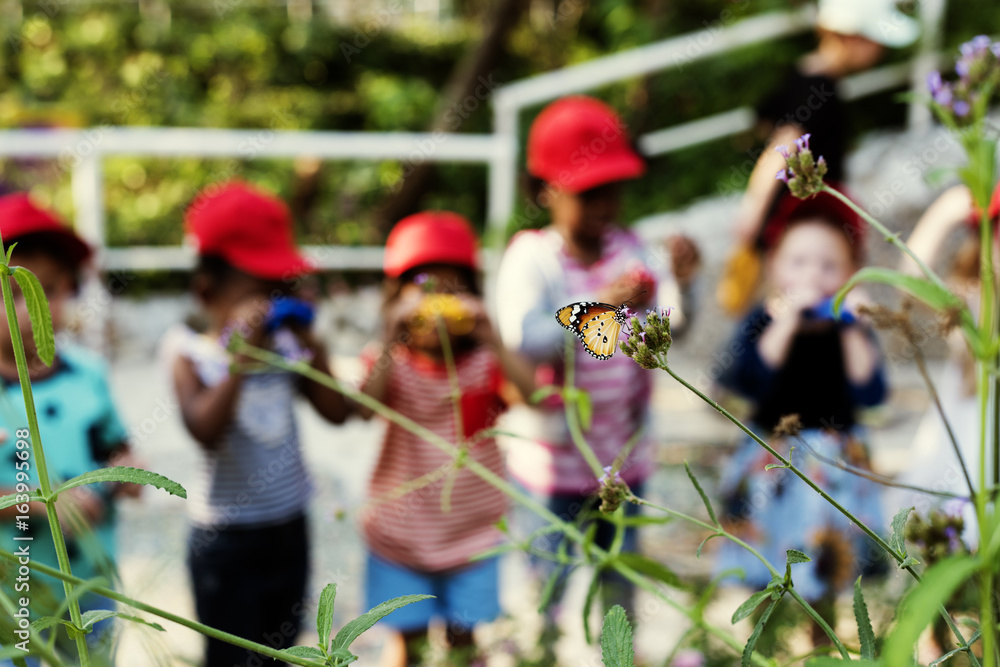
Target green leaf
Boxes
[834,268,987,358]
[0,489,43,510]
[853,577,876,661]
[538,565,567,613]
[30,616,71,633]
[528,385,561,404]
[731,589,771,624]
[696,532,722,558]
[576,389,593,431]
[786,549,811,565]
[56,466,186,499]
[5,242,17,265]
[582,567,603,644]
[889,506,913,557]
[282,646,326,659]
[616,552,683,589]
[742,597,780,667]
[331,594,433,651]
[317,583,336,651]
[929,630,981,666]
[329,646,358,666]
[883,555,980,666]
[684,461,718,525]
[805,659,880,666]
[11,267,55,367]
[600,605,635,667]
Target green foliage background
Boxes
[0,0,993,251]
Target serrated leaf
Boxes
[786,549,811,565]
[329,646,358,666]
[331,594,433,651]
[889,506,913,556]
[600,605,634,667]
[732,589,771,624]
[30,616,70,633]
[56,466,186,499]
[616,552,682,589]
[883,555,979,666]
[282,646,325,659]
[582,567,603,644]
[11,267,55,366]
[742,597,780,667]
[853,577,876,660]
[684,461,718,525]
[0,489,43,510]
[317,583,336,650]
[80,609,116,630]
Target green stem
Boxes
[563,335,606,478]
[235,344,776,666]
[435,315,465,513]
[0,254,90,665]
[0,586,67,666]
[656,354,981,666]
[822,185,950,292]
[0,552,328,667]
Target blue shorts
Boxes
[365,552,500,633]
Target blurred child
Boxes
[170,182,348,667]
[714,190,887,634]
[886,182,1000,548]
[0,193,141,665]
[495,95,689,619]
[718,0,919,315]
[357,211,534,667]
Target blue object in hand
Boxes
[264,298,315,334]
[805,296,856,325]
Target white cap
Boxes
[816,0,920,48]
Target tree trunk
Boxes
[374,0,525,235]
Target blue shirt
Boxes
[0,344,128,586]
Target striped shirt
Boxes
[495,226,681,495]
[360,345,507,573]
[172,326,312,529]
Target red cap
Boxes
[383,211,479,278]
[527,96,645,193]
[763,187,866,260]
[0,193,91,267]
[185,182,311,280]
[967,181,1000,226]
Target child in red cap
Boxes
[357,211,534,667]
[495,96,686,625]
[713,189,887,641]
[0,193,141,664]
[169,182,349,667]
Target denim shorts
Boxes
[365,551,500,633]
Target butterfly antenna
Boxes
[623,290,647,308]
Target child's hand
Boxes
[382,292,422,345]
[666,234,701,287]
[766,285,825,321]
[227,297,273,348]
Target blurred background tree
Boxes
[0,0,993,254]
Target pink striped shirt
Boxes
[360,345,507,573]
[496,226,680,495]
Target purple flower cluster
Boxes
[619,307,673,369]
[597,465,629,513]
[927,35,1000,125]
[774,133,828,199]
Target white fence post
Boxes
[71,151,110,356]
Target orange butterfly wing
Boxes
[555,302,624,360]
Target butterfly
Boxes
[555,301,632,360]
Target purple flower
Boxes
[639,331,646,343]
[774,145,790,158]
[795,133,811,151]
[943,497,969,518]
[622,305,633,318]
[927,70,944,95]
[414,273,430,285]
[992,42,1000,58]
[775,169,789,183]
[671,649,706,667]
[953,100,971,117]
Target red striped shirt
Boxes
[360,345,508,572]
